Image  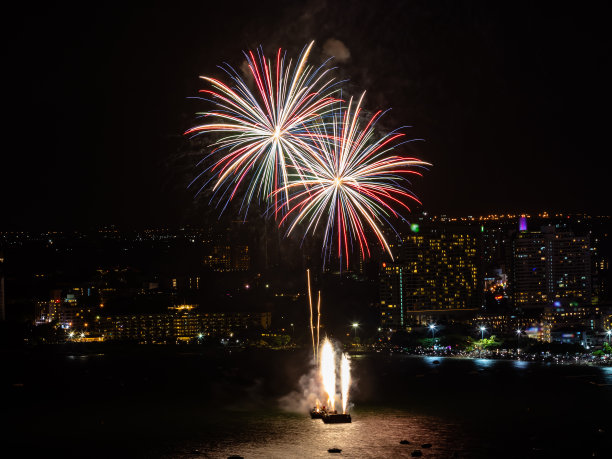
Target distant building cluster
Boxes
[378,214,612,348]
[203,244,250,272]
[1,213,610,349]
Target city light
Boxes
[429,324,437,348]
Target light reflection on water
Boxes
[422,356,442,366]
[601,366,612,384]
[472,358,495,369]
[176,408,465,459]
[511,360,530,369]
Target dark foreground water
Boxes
[4,347,611,458]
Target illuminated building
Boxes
[96,310,272,343]
[204,244,232,271]
[231,244,250,271]
[469,314,534,335]
[379,261,405,329]
[35,289,99,330]
[540,304,607,341]
[380,225,482,328]
[511,225,591,309]
[203,243,250,272]
[166,276,201,291]
[591,233,610,306]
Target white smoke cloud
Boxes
[322,38,351,63]
[278,364,323,413]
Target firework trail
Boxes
[277,93,431,267]
[185,41,340,217]
[307,269,316,361]
[316,290,321,360]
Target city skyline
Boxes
[3,212,610,339]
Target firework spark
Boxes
[185,41,339,216]
[278,93,431,267]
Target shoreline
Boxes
[347,348,612,368]
[3,343,611,368]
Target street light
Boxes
[429,324,437,349]
[516,329,522,353]
[479,326,486,357]
[606,329,611,344]
[352,323,359,339]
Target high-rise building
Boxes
[379,225,482,328]
[231,244,250,271]
[204,244,232,271]
[510,225,591,309]
[379,261,405,329]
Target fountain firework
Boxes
[303,271,352,421]
[341,353,351,414]
[320,338,336,412]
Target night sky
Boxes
[3,0,611,229]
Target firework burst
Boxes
[185,41,340,216]
[277,93,430,267]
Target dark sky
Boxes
[3,0,611,229]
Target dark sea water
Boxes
[4,347,611,458]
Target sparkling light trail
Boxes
[277,93,430,267]
[185,41,340,217]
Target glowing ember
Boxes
[341,353,351,414]
[320,338,336,411]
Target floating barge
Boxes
[322,412,352,423]
[310,407,325,419]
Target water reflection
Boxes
[600,366,612,384]
[512,360,530,370]
[423,356,443,366]
[473,358,495,369]
[184,408,462,459]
